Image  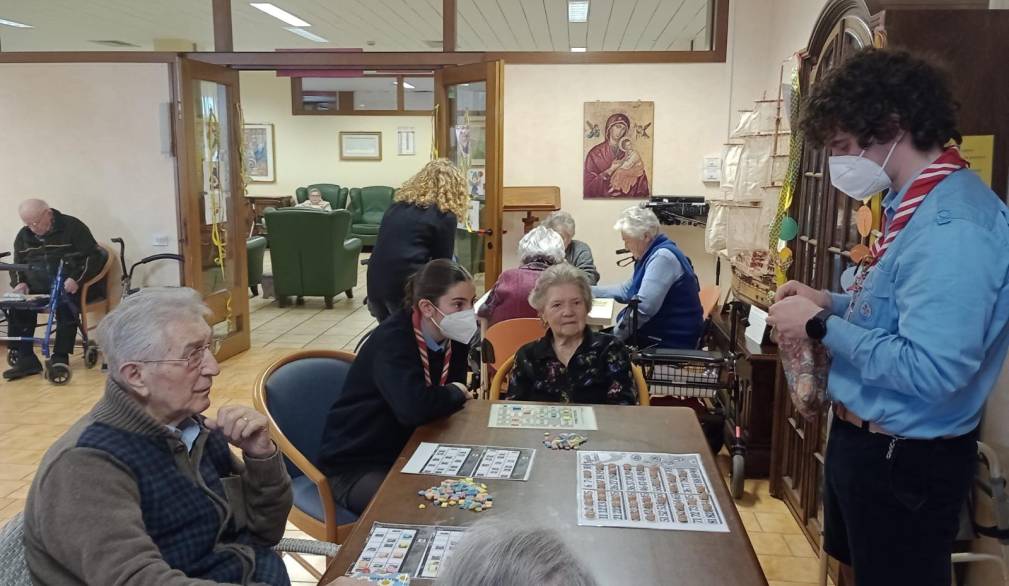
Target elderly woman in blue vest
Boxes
[592,205,703,349]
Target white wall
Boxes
[0,63,180,292]
[502,0,819,291]
[239,71,433,197]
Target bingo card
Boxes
[347,522,466,583]
[488,403,598,430]
[402,442,535,481]
[576,451,729,533]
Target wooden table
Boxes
[319,401,767,585]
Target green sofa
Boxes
[264,208,363,308]
[247,236,267,297]
[295,183,350,210]
[348,186,395,246]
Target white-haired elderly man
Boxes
[23,288,293,586]
[592,205,704,349]
[543,210,599,285]
[477,225,566,328]
[5,198,105,380]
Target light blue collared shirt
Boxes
[167,417,202,453]
[823,169,1009,438]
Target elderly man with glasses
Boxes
[23,288,293,586]
[5,198,105,380]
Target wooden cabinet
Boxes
[245,195,293,236]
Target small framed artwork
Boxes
[467,167,485,197]
[340,131,382,161]
[243,123,275,182]
[397,127,416,156]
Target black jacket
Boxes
[317,309,469,474]
[10,209,104,294]
[366,202,457,307]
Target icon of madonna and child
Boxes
[583,104,653,199]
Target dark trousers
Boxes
[8,301,78,360]
[367,298,402,323]
[327,464,390,515]
[824,418,978,586]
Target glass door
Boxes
[435,61,504,287]
[176,59,250,360]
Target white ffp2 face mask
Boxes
[828,134,903,200]
[433,308,478,344]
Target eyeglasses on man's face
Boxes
[138,337,223,369]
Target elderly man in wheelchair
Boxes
[3,199,105,381]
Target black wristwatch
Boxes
[805,309,834,341]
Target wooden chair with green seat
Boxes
[253,350,360,579]
[490,354,650,405]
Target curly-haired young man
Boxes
[768,49,1009,586]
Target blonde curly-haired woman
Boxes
[366,159,471,321]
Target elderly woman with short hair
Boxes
[477,225,565,328]
[593,205,703,349]
[296,186,333,211]
[506,263,636,405]
[543,210,599,284]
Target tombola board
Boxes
[488,403,598,430]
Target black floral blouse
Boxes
[506,328,638,405]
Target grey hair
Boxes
[307,187,322,196]
[614,204,660,240]
[438,519,598,586]
[528,262,592,313]
[543,210,576,239]
[517,225,565,264]
[97,287,211,375]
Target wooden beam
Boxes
[213,0,234,52]
[444,0,457,52]
[0,51,178,63]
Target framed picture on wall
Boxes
[583,101,654,199]
[340,131,383,161]
[243,123,275,182]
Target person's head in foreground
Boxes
[396,158,471,222]
[408,258,478,344]
[438,519,598,586]
[517,225,565,266]
[23,287,292,586]
[529,262,592,338]
[543,210,577,251]
[800,48,961,197]
[614,204,661,260]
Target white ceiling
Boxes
[0,0,711,52]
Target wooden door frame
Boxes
[435,60,504,286]
[175,57,250,360]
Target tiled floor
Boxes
[0,257,827,585]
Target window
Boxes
[292,75,434,116]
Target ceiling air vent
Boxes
[90,40,141,48]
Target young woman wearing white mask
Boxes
[768,49,1009,586]
[318,259,476,514]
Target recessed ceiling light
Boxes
[0,17,32,28]
[571,47,587,52]
[250,3,310,27]
[568,1,589,23]
[285,27,328,43]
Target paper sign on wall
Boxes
[397,127,416,156]
[961,135,994,187]
[745,306,769,346]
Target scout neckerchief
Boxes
[412,307,452,387]
[845,146,969,318]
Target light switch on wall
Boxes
[702,155,722,183]
[152,235,171,247]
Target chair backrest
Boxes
[350,186,395,224]
[80,244,114,298]
[246,236,267,285]
[698,285,721,321]
[256,350,356,479]
[0,512,31,586]
[264,208,354,296]
[632,364,650,406]
[296,184,348,209]
[484,318,547,370]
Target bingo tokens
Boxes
[417,478,494,513]
[543,433,588,450]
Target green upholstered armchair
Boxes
[348,186,395,246]
[295,184,350,210]
[247,236,268,297]
[263,208,363,308]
